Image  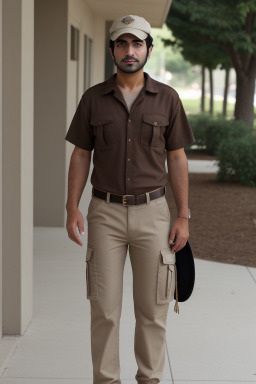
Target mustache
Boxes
[121,57,139,62]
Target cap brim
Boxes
[174,241,195,302]
[110,28,148,41]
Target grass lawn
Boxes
[181,97,256,129]
[181,97,235,117]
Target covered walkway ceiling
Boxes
[86,0,172,27]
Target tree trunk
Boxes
[209,68,214,114]
[223,68,230,117]
[201,65,205,113]
[234,72,255,127]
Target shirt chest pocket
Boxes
[141,114,169,147]
[90,114,113,146]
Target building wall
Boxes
[64,0,106,221]
[34,0,68,227]
[2,0,34,335]
[0,0,2,341]
[34,0,106,227]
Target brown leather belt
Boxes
[92,186,165,206]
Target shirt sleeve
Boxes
[65,93,94,151]
[164,96,195,151]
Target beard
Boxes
[113,53,148,74]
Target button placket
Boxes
[126,116,133,194]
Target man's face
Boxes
[109,33,152,74]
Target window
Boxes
[71,25,79,61]
[84,34,92,91]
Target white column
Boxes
[2,0,34,335]
[0,0,3,340]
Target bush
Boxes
[187,114,213,148]
[205,119,250,155]
[217,135,256,187]
[186,115,251,155]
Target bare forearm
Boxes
[167,149,189,216]
[166,149,190,253]
[66,147,91,211]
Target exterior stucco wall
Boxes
[34,0,68,227]
[0,0,2,341]
[65,0,106,219]
[2,0,34,335]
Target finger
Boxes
[77,220,85,235]
[174,238,187,253]
[169,229,176,245]
[68,225,83,246]
[172,237,182,253]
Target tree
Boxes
[163,28,232,115]
[165,0,256,126]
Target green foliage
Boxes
[186,114,251,154]
[187,114,213,147]
[146,25,200,87]
[205,119,251,155]
[164,0,233,70]
[166,0,256,126]
[217,135,256,186]
[175,0,256,53]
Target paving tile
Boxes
[0,380,92,384]
[174,382,256,384]
[188,160,219,174]
[166,259,256,382]
[247,266,256,283]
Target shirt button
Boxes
[127,158,131,162]
[127,178,130,181]
[154,121,158,125]
[128,119,131,123]
[128,138,131,142]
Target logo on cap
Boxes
[121,16,135,25]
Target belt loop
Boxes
[146,192,150,205]
[106,192,110,204]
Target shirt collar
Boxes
[102,72,159,95]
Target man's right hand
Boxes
[66,208,85,246]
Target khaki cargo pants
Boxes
[85,188,176,384]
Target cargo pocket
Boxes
[85,247,98,301]
[141,114,169,147]
[157,248,176,304]
[90,115,112,146]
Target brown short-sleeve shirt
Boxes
[65,72,195,195]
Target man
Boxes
[65,15,194,384]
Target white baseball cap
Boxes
[110,15,151,41]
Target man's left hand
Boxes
[169,218,189,253]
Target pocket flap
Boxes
[90,114,112,126]
[86,247,93,261]
[142,114,169,126]
[160,248,176,264]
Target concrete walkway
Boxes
[188,159,219,174]
[1,160,256,384]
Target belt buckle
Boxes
[122,194,133,206]
[122,195,128,206]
